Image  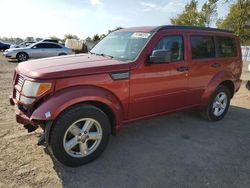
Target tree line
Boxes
[171,0,250,45]
[0,27,123,44]
[1,0,249,45]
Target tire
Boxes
[201,85,231,121]
[48,104,111,167]
[58,53,67,56]
[17,52,28,62]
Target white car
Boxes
[10,41,35,49]
[4,42,74,62]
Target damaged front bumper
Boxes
[10,96,53,146]
[10,96,37,126]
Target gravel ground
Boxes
[0,53,249,188]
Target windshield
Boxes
[90,31,152,61]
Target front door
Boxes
[129,34,189,119]
[30,43,49,58]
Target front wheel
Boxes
[17,52,28,62]
[201,85,231,121]
[48,104,111,167]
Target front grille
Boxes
[14,74,25,101]
[17,75,25,87]
[15,90,20,100]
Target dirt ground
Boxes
[0,53,250,188]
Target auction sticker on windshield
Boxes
[131,32,151,38]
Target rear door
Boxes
[186,33,220,105]
[215,35,240,77]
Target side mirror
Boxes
[149,50,171,64]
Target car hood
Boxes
[17,54,131,80]
[7,47,28,51]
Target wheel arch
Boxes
[31,86,124,134]
[219,80,235,98]
[16,51,29,59]
[58,52,67,56]
[201,71,235,105]
[55,101,117,136]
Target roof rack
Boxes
[153,25,233,33]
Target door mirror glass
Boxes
[149,50,171,64]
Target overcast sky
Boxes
[0,0,230,39]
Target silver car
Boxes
[10,41,36,49]
[3,42,74,62]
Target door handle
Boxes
[211,63,221,68]
[176,66,189,72]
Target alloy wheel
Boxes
[63,118,103,158]
[212,92,228,117]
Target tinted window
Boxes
[152,35,184,62]
[34,43,62,48]
[46,43,62,48]
[34,43,48,48]
[43,39,58,43]
[216,37,237,57]
[191,36,215,59]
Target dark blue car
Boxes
[0,42,10,51]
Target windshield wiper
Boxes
[89,51,95,55]
[99,53,113,59]
[89,52,113,59]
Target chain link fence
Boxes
[242,46,250,61]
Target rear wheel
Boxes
[201,85,231,121]
[17,52,28,62]
[48,104,110,167]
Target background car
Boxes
[0,42,11,51]
[10,41,36,49]
[3,42,74,62]
[40,39,59,43]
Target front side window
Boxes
[152,35,184,62]
[90,32,152,61]
[34,43,48,49]
[191,35,215,59]
[216,37,237,57]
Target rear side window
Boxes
[216,37,237,57]
[191,36,215,59]
[35,43,62,48]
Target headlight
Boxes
[22,80,52,97]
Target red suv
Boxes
[10,26,242,166]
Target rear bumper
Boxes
[235,79,242,93]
